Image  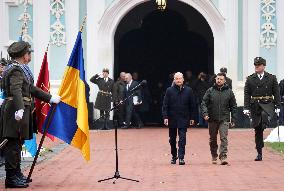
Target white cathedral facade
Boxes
[0,0,283,113]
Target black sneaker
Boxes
[179,159,185,165]
[170,157,178,164]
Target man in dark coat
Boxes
[0,58,8,167]
[244,57,280,161]
[162,72,195,165]
[122,73,143,128]
[113,72,126,127]
[0,41,61,188]
[90,68,114,128]
[201,73,237,165]
[193,72,210,127]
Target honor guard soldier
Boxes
[243,57,280,161]
[0,41,61,188]
[90,68,114,129]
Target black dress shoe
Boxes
[5,175,29,188]
[170,157,178,164]
[254,154,262,161]
[179,159,185,165]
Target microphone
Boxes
[129,80,147,92]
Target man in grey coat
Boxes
[201,73,237,165]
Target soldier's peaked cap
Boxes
[254,57,266,66]
[7,41,33,59]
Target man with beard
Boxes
[201,73,237,165]
[243,57,280,161]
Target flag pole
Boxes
[26,104,57,183]
[80,15,87,32]
[60,16,87,91]
[26,43,52,183]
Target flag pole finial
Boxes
[46,43,50,52]
[80,15,87,32]
[20,22,27,40]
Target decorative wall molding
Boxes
[260,0,277,49]
[50,0,66,46]
[18,0,33,43]
[4,0,18,6]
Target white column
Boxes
[87,0,106,119]
[276,0,284,80]
[33,0,50,81]
[244,0,260,77]
[65,0,79,59]
[218,0,240,104]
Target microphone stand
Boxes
[97,85,141,184]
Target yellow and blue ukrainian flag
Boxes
[45,31,90,161]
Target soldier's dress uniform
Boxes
[90,70,114,129]
[244,57,281,161]
[0,41,53,188]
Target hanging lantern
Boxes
[156,0,166,10]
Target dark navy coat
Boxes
[162,85,196,128]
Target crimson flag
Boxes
[35,52,54,141]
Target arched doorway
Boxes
[91,0,225,120]
[114,1,213,124]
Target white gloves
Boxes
[243,110,250,116]
[15,109,24,121]
[275,108,280,116]
[0,98,4,106]
[50,94,61,104]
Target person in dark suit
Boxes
[122,73,143,129]
[113,72,126,127]
[0,41,61,188]
[162,72,196,165]
[90,68,114,129]
[243,57,280,161]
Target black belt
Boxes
[6,96,32,102]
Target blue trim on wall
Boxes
[211,0,219,8]
[259,0,277,74]
[8,3,34,73]
[238,0,243,80]
[105,0,115,8]
[49,0,66,80]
